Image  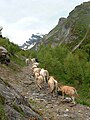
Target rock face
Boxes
[0,77,43,120]
[0,46,10,65]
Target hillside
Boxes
[37,1,90,51]
[0,1,90,119]
[0,62,90,120]
[0,62,43,120]
[19,1,90,51]
[0,36,90,119]
[0,37,43,119]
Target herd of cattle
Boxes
[25,58,79,105]
[0,46,79,105]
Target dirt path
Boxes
[0,64,90,120]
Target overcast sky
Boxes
[0,0,88,45]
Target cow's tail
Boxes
[74,88,79,98]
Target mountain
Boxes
[34,1,90,51]
[20,1,90,51]
[20,33,44,50]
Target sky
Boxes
[0,0,88,45]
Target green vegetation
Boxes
[29,99,44,116]
[30,44,90,106]
[0,104,7,120]
[0,93,5,105]
[35,3,90,107]
[0,94,7,120]
[13,103,25,116]
[0,37,27,67]
[0,1,90,112]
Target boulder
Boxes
[0,46,10,65]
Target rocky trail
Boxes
[0,64,90,120]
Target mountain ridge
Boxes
[20,33,44,50]
[32,1,90,51]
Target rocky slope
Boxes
[0,64,43,120]
[0,63,90,120]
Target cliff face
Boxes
[42,1,90,50]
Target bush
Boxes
[64,53,84,84]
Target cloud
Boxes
[2,17,50,45]
[2,15,57,45]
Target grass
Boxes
[10,55,25,68]
[77,99,90,107]
[0,94,7,120]
[0,93,5,105]
[29,99,44,116]
[13,103,25,116]
[0,103,7,120]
